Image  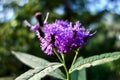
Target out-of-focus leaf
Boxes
[71,69,86,80]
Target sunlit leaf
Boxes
[12,51,65,79]
[15,63,63,80]
[12,51,49,68]
[70,52,120,73]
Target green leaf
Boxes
[15,63,63,80]
[71,57,86,80]
[49,69,65,79]
[71,69,86,80]
[12,51,49,68]
[75,57,83,63]
[12,51,65,79]
[70,52,120,73]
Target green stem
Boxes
[54,49,63,63]
[54,49,69,80]
[69,48,79,72]
[61,54,69,80]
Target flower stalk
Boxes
[54,49,70,80]
[61,54,70,80]
[53,49,63,63]
[69,48,80,72]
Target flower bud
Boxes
[35,12,43,27]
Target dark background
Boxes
[0,0,120,80]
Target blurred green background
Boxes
[0,0,120,80]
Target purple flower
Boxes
[25,12,93,55]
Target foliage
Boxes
[12,51,65,80]
[12,51,120,80]
[15,63,63,80]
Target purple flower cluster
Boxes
[25,13,93,55]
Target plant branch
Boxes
[61,54,69,80]
[54,49,63,63]
[69,48,79,72]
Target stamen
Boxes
[90,31,97,36]
[24,20,32,27]
[44,12,49,23]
